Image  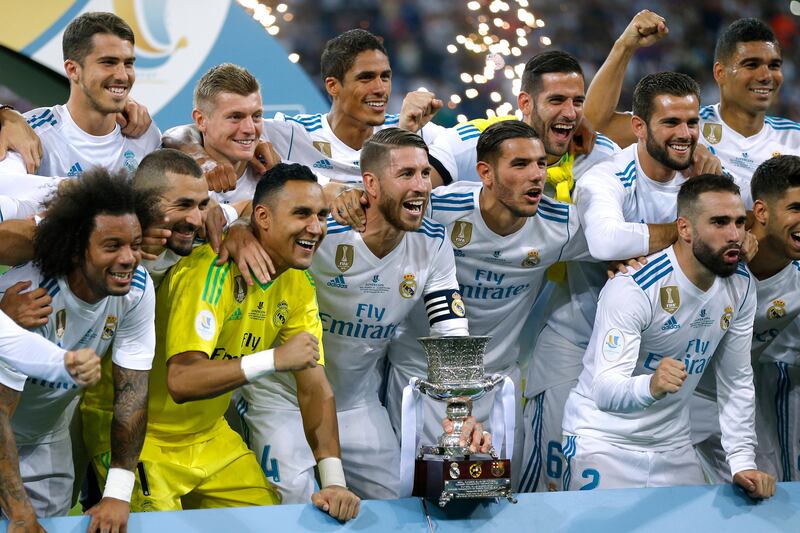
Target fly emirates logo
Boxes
[320,303,399,340]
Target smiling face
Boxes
[519,72,585,157]
[758,186,800,260]
[73,213,143,302]
[256,180,329,271]
[160,172,210,256]
[638,94,700,172]
[369,146,431,231]
[716,40,783,116]
[480,137,547,217]
[194,91,263,168]
[65,33,135,115]
[687,191,747,277]
[327,49,392,128]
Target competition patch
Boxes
[602,328,625,362]
[313,141,332,158]
[335,244,354,273]
[272,300,289,327]
[451,220,472,248]
[233,275,247,303]
[659,286,680,314]
[702,123,722,144]
[720,306,733,331]
[469,463,482,478]
[55,309,67,339]
[101,315,117,340]
[195,310,216,341]
[521,249,540,268]
[399,273,417,298]
[767,299,786,320]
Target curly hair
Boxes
[34,167,163,279]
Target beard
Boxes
[645,126,694,172]
[378,194,422,232]
[692,237,740,278]
[167,222,199,256]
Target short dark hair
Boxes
[253,163,318,209]
[360,128,428,177]
[677,174,741,219]
[632,72,701,124]
[714,18,779,64]
[477,120,540,165]
[133,148,203,191]
[321,29,388,82]
[62,12,135,63]
[751,155,800,203]
[520,50,583,96]
[34,168,162,279]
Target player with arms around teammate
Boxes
[0,169,161,532]
[561,175,774,498]
[136,163,359,520]
[24,12,159,178]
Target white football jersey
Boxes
[751,260,800,365]
[242,216,466,412]
[699,104,800,209]
[24,104,161,178]
[0,166,65,221]
[0,263,156,444]
[209,165,260,205]
[264,112,445,184]
[388,181,589,381]
[563,246,757,476]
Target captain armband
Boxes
[424,289,467,326]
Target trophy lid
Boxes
[417,336,491,387]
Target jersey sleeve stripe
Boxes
[735,263,750,278]
[632,255,670,286]
[595,134,614,149]
[327,226,352,235]
[638,266,673,290]
[416,227,445,239]
[535,211,568,223]
[384,113,400,124]
[212,264,230,305]
[202,263,224,304]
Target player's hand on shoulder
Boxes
[649,356,687,400]
[117,98,153,138]
[330,187,368,232]
[250,140,281,175]
[0,107,42,173]
[607,256,648,279]
[65,348,101,387]
[0,280,52,328]
[733,469,776,499]
[444,414,493,454]
[741,230,758,263]
[84,496,130,533]
[141,216,171,261]
[201,158,238,193]
[619,10,668,50]
[218,220,275,286]
[398,90,443,133]
[312,485,361,521]
[686,144,722,177]
[275,332,320,371]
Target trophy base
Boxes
[412,455,514,507]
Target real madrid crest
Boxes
[273,300,289,327]
[720,306,733,330]
[659,286,680,314]
[55,309,67,339]
[399,273,417,298]
[102,315,118,340]
[335,244,354,273]
[521,250,540,268]
[451,292,466,317]
[451,220,473,249]
[313,141,332,157]
[767,299,786,320]
[233,275,247,304]
[702,123,722,144]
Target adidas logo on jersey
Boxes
[327,275,347,288]
[313,159,334,170]
[661,316,681,331]
[67,162,83,177]
[228,308,243,321]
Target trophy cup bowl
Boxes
[411,336,513,507]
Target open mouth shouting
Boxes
[402,198,425,215]
[550,122,575,143]
[722,247,741,264]
[524,187,543,204]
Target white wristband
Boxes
[240,349,275,382]
[318,457,347,488]
[103,467,135,502]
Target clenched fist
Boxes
[649,356,687,399]
[65,348,101,387]
[275,332,321,371]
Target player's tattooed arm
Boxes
[110,364,149,470]
[0,384,42,530]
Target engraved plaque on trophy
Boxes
[410,336,514,507]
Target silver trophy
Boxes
[411,336,514,506]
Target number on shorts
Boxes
[579,468,600,490]
[260,445,280,483]
[546,441,563,479]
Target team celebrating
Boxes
[0,7,797,532]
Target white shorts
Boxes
[756,361,800,482]
[689,394,730,484]
[562,434,706,490]
[234,395,317,504]
[519,325,584,492]
[519,380,575,492]
[18,436,74,517]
